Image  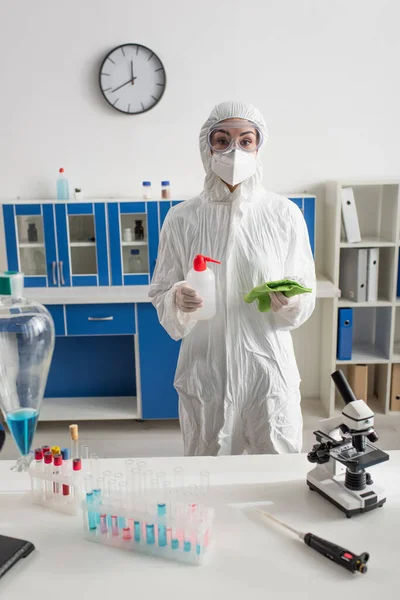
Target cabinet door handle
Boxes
[88,316,114,321]
[52,261,57,285]
[59,261,65,285]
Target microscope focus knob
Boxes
[367,431,379,443]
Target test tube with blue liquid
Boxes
[131,468,141,542]
[117,479,127,530]
[145,477,157,545]
[156,472,167,547]
[85,474,97,532]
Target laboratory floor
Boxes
[1,398,400,460]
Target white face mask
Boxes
[211,149,257,186]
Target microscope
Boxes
[307,369,389,518]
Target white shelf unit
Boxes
[325,181,400,416]
[40,396,138,421]
[121,241,148,247]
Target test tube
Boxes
[131,469,141,542]
[163,481,172,544]
[69,424,79,460]
[118,481,127,530]
[90,453,99,479]
[171,508,179,550]
[183,507,192,553]
[200,470,210,497]
[187,484,198,514]
[100,513,108,534]
[124,459,134,490]
[107,478,116,528]
[33,448,44,499]
[61,448,71,497]
[103,470,112,505]
[174,467,184,502]
[93,477,103,525]
[43,452,53,501]
[85,474,97,532]
[53,454,63,501]
[81,445,89,468]
[156,472,166,516]
[123,527,132,541]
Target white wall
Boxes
[1,0,400,201]
[1,0,400,399]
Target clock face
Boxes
[99,44,166,115]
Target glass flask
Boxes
[0,272,55,471]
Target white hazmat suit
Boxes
[149,101,316,456]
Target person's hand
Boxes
[270,292,298,312]
[176,284,203,313]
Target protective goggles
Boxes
[208,119,263,154]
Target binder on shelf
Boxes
[337,308,353,360]
[390,364,400,411]
[397,249,400,298]
[366,248,379,302]
[339,248,368,302]
[341,187,361,243]
[348,364,368,403]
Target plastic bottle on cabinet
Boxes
[186,255,220,321]
[142,182,151,200]
[161,181,171,199]
[57,168,70,200]
[129,249,142,274]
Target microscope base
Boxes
[307,466,387,518]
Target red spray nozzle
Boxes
[193,255,221,272]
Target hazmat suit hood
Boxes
[199,101,269,202]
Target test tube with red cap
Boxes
[43,451,53,499]
[53,454,63,498]
[61,448,71,497]
[33,448,44,498]
[72,458,82,502]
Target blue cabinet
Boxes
[107,201,161,286]
[137,303,180,419]
[2,202,110,288]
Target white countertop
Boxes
[0,452,397,599]
[24,274,339,305]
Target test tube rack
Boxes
[29,468,84,515]
[83,463,214,565]
[28,442,90,515]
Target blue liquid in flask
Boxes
[6,408,39,455]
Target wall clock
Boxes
[99,44,166,115]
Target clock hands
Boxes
[111,76,137,93]
[111,61,137,93]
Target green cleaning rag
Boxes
[244,279,312,313]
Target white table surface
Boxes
[24,274,339,305]
[0,452,397,600]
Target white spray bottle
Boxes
[186,254,221,321]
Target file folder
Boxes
[341,187,361,243]
[348,364,368,403]
[367,248,379,302]
[337,308,353,360]
[390,364,400,411]
[397,249,400,298]
[339,248,368,302]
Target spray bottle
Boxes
[186,255,220,321]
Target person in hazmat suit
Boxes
[149,101,316,456]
